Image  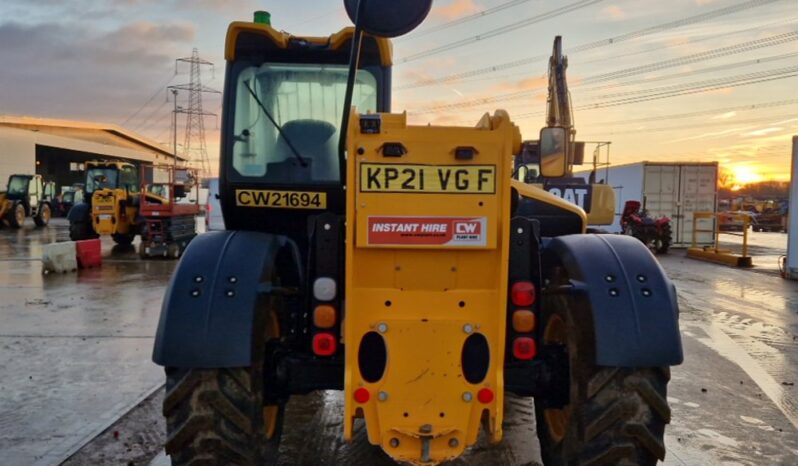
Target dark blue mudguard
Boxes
[544,234,683,367]
[66,202,90,223]
[152,230,287,368]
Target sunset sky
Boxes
[1,0,796,184]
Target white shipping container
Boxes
[575,162,718,247]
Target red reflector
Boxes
[511,281,536,306]
[477,388,494,404]
[312,333,337,356]
[354,387,370,403]
[513,337,537,360]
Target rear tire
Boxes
[34,203,50,227]
[656,223,672,255]
[9,203,25,228]
[69,220,97,241]
[111,232,135,245]
[535,269,671,466]
[164,367,284,466]
[163,297,284,465]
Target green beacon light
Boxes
[254,10,271,25]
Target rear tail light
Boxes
[313,277,337,301]
[511,281,536,306]
[512,310,536,333]
[513,337,537,360]
[477,388,494,404]
[313,305,336,328]
[354,387,370,404]
[312,332,337,356]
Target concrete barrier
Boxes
[42,241,78,274]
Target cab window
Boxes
[231,63,378,184]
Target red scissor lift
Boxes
[138,165,200,259]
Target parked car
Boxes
[205,178,225,231]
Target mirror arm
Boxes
[338,0,368,182]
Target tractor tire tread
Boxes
[578,369,669,464]
[164,367,273,466]
[535,283,671,466]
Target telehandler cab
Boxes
[0,174,55,228]
[67,160,140,244]
[153,2,683,465]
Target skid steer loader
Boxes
[153,2,683,465]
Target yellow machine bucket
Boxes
[344,111,520,465]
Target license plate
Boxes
[235,189,326,209]
[360,163,495,194]
[98,214,112,220]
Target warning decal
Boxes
[367,216,487,247]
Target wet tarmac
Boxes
[2,220,798,465]
[0,220,168,465]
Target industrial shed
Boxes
[0,116,184,189]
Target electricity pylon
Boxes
[168,49,219,178]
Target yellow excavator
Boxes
[153,2,683,465]
[515,36,615,229]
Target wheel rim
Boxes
[543,314,571,442]
[42,205,50,223]
[262,309,281,439]
[16,206,24,224]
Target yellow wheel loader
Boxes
[66,160,140,244]
[153,2,683,465]
[0,174,55,228]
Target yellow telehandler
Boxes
[153,2,683,465]
[66,160,140,244]
[0,174,55,228]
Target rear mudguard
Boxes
[543,234,683,367]
[152,230,293,368]
[66,202,90,223]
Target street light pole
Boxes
[171,88,178,169]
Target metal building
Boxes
[0,116,184,189]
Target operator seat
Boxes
[270,119,339,183]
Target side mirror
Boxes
[539,127,568,178]
[344,0,432,38]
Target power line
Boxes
[576,15,798,68]
[131,98,170,132]
[398,0,787,88]
[580,113,798,136]
[579,65,798,106]
[399,0,606,63]
[136,102,172,135]
[399,0,534,41]
[587,98,798,126]
[119,72,176,127]
[411,34,798,114]
[580,30,798,84]
[282,6,344,29]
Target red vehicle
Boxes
[138,166,200,259]
[621,200,672,254]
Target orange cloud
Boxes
[431,0,480,21]
[602,5,625,20]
